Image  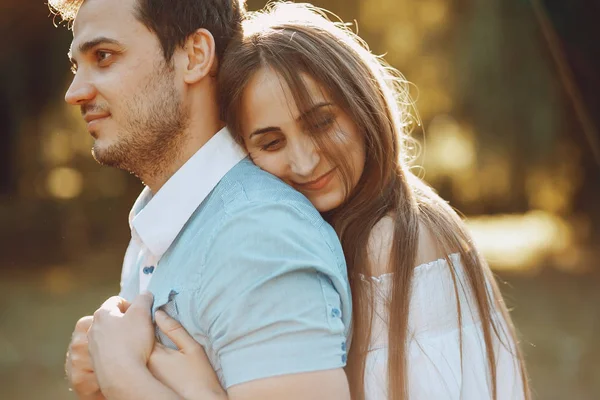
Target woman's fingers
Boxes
[155,310,200,353]
[153,341,167,351]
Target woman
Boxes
[110,3,530,399]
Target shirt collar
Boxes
[128,127,246,257]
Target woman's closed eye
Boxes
[260,137,285,151]
[307,115,336,134]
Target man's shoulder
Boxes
[219,158,298,196]
[175,158,329,252]
[215,158,322,222]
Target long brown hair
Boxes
[218,3,530,399]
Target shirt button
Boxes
[143,266,155,275]
[331,308,341,318]
[341,341,347,351]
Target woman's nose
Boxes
[289,136,320,177]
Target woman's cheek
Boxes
[251,151,286,180]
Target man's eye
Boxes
[96,51,112,64]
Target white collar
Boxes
[128,127,246,257]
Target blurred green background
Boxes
[1,0,599,399]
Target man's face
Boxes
[66,0,188,174]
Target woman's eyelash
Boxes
[310,117,335,131]
[261,139,281,150]
[256,115,336,151]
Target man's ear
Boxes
[182,28,217,84]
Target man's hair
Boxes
[49,0,247,61]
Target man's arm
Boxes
[194,201,352,399]
[86,294,183,400]
[85,290,350,400]
[99,367,182,400]
[105,364,348,400]
[87,200,352,400]
[226,369,350,400]
[149,311,349,400]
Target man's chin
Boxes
[91,143,126,169]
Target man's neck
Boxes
[142,120,226,193]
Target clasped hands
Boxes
[65,292,225,400]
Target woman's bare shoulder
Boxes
[367,214,448,277]
[366,215,395,277]
[415,221,447,267]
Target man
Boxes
[52,0,352,398]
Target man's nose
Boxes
[65,73,97,106]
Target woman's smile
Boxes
[292,168,337,192]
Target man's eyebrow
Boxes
[248,102,333,139]
[68,37,123,62]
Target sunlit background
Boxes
[1,0,599,399]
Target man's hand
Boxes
[66,316,106,400]
[87,293,156,396]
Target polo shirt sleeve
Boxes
[194,200,350,389]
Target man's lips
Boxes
[83,114,111,133]
[83,113,111,124]
[293,168,336,191]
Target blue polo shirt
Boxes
[119,130,351,388]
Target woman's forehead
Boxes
[242,68,331,116]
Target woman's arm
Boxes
[147,311,228,400]
[87,293,223,400]
[89,291,350,400]
[99,367,182,400]
[150,311,351,400]
[148,311,350,400]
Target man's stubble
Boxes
[92,60,190,183]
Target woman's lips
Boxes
[294,168,336,191]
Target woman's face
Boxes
[239,67,366,212]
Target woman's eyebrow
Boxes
[249,126,280,139]
[248,102,333,139]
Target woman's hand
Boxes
[149,310,228,400]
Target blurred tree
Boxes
[0,0,597,265]
[0,0,73,198]
[453,0,564,212]
[541,0,600,237]
[0,86,14,195]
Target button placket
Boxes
[139,249,158,292]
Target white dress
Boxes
[364,254,526,399]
